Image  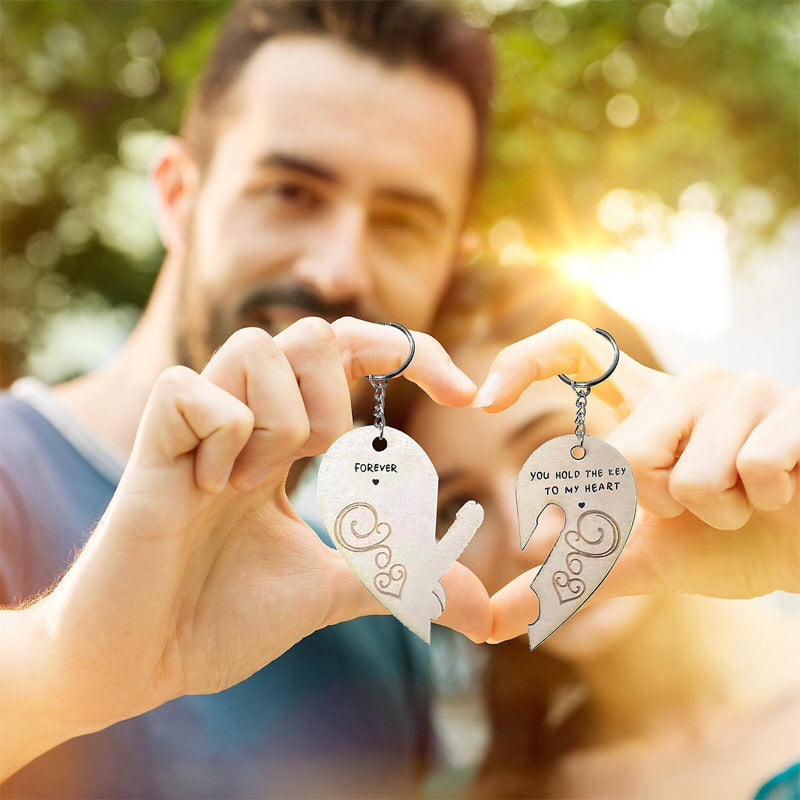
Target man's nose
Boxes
[293,203,371,305]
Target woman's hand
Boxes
[1,318,490,780]
[474,319,800,642]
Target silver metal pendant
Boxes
[318,424,483,642]
[516,433,636,650]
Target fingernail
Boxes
[213,464,234,494]
[449,361,477,394]
[486,636,500,644]
[473,372,502,408]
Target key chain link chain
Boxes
[368,376,389,439]
[572,384,591,450]
[558,328,619,457]
[366,321,416,443]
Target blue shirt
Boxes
[755,762,800,800]
[0,384,432,798]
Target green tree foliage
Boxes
[1,0,229,383]
[1,0,797,384]
[471,0,799,256]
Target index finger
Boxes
[473,318,668,416]
[331,316,477,407]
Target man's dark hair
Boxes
[180,0,494,186]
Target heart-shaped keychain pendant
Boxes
[318,424,483,641]
[317,323,483,642]
[515,329,637,650]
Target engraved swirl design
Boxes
[553,510,620,604]
[333,502,407,598]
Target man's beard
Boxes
[174,277,375,420]
[173,235,366,372]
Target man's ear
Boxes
[149,136,200,254]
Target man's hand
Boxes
[473,319,800,642]
[2,317,490,780]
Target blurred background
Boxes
[1,0,797,389]
[2,3,799,797]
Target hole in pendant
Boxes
[571,445,586,460]
[372,436,388,452]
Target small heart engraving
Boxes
[372,479,379,485]
[374,564,407,598]
[578,502,585,508]
[553,570,585,603]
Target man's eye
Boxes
[373,213,429,240]
[266,181,319,209]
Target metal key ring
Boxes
[558,327,620,389]
[368,321,416,384]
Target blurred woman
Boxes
[409,271,800,799]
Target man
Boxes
[0,2,499,797]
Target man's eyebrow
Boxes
[255,152,339,183]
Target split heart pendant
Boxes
[317,322,483,642]
[515,328,637,650]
